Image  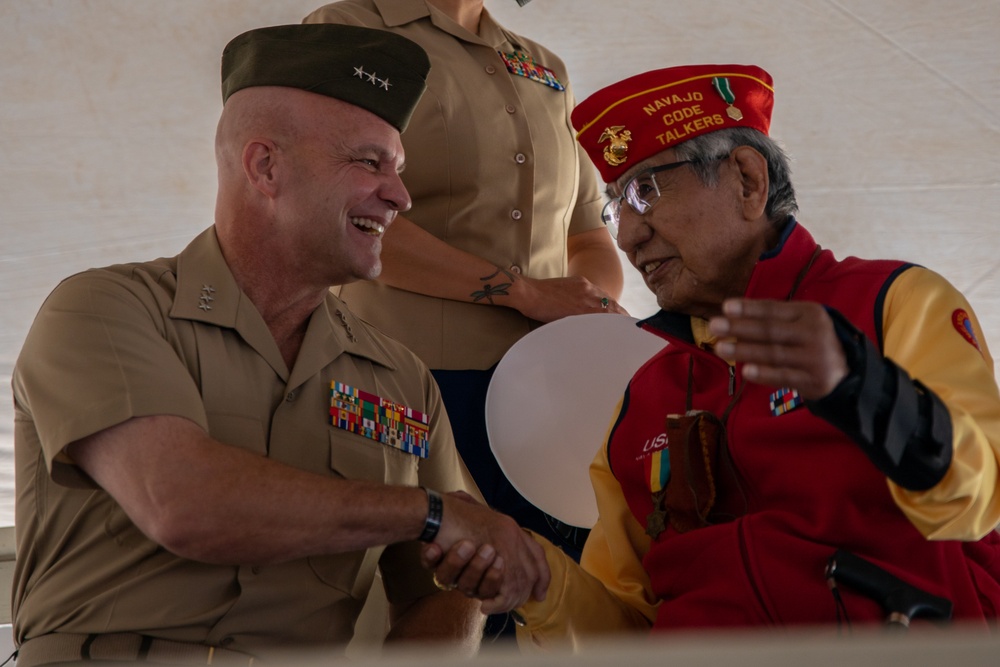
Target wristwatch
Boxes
[419,487,443,542]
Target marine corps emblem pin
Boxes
[598,125,631,166]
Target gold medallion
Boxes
[726,105,744,121]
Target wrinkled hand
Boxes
[422,492,549,614]
[421,539,507,610]
[514,275,628,323]
[708,298,849,400]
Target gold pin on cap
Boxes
[598,125,632,166]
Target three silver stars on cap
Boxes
[354,66,391,91]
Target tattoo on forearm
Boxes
[471,267,516,304]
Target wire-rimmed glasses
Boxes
[600,160,698,239]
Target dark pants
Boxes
[431,367,590,641]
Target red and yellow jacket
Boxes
[518,222,1000,646]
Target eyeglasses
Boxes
[601,160,698,239]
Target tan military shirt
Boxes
[306,0,606,370]
[12,228,475,659]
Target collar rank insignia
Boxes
[769,387,803,417]
[330,381,430,458]
[598,126,631,167]
[198,284,215,311]
[498,50,565,91]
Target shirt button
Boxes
[514,153,526,164]
[485,65,496,75]
[510,209,523,221]
[505,104,516,114]
[286,390,297,402]
[509,265,522,274]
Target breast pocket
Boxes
[327,428,419,486]
[307,430,413,597]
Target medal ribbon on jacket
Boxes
[643,446,671,539]
[498,50,565,90]
[769,386,804,416]
[330,381,430,458]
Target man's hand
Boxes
[709,298,849,400]
[424,493,549,614]
[421,539,506,605]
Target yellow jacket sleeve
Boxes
[882,267,1000,539]
[516,400,656,649]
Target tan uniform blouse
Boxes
[12,228,475,659]
[306,0,606,370]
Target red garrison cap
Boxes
[572,64,774,183]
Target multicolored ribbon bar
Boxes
[498,50,565,90]
[769,387,803,417]
[330,381,430,458]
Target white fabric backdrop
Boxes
[2,0,998,527]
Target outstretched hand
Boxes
[709,298,849,400]
[422,492,549,614]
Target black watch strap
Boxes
[419,488,443,542]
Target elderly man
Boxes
[429,63,1000,643]
[11,24,547,666]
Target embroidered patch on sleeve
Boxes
[769,387,803,416]
[329,381,430,458]
[952,309,983,354]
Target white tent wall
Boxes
[1,1,998,531]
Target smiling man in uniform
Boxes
[11,23,547,665]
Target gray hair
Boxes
[673,128,798,226]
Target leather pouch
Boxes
[664,409,740,533]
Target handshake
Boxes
[419,491,551,614]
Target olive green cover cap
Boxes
[221,24,430,132]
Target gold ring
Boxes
[600,297,609,310]
[432,573,457,591]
